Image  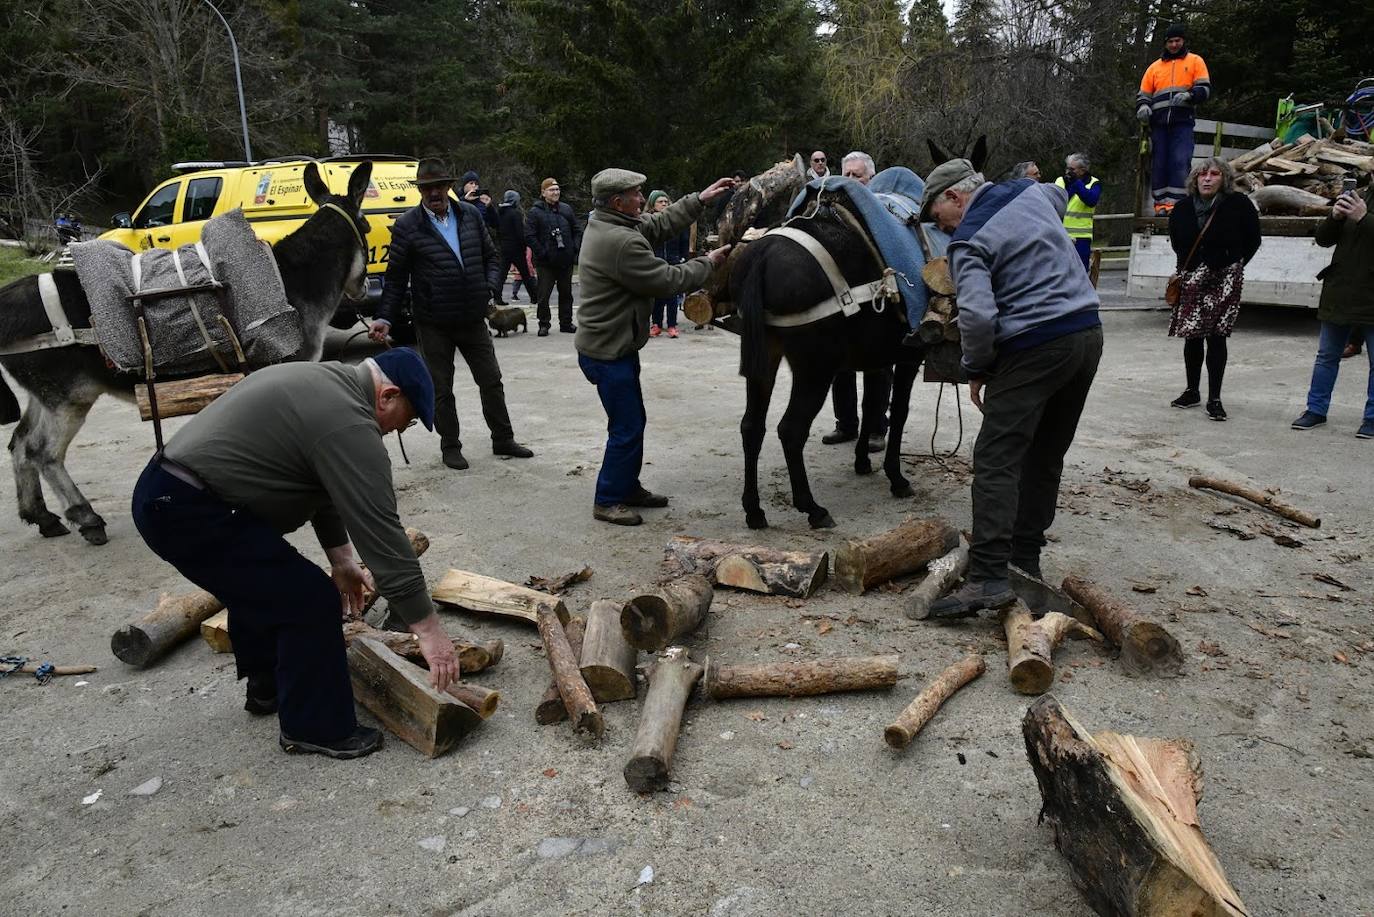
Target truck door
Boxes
[132,180,184,250]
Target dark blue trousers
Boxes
[1073,238,1092,271]
[1150,120,1194,210]
[578,352,646,506]
[131,460,357,744]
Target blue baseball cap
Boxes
[372,347,435,431]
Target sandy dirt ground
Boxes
[1,301,1371,917]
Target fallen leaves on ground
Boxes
[526,566,594,594]
[1313,573,1353,592]
[1186,585,1209,597]
[1131,584,1158,594]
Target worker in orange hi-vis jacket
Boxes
[1136,23,1212,215]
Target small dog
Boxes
[486,303,528,337]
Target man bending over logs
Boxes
[130,348,460,759]
[920,160,1104,619]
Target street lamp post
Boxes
[201,0,253,162]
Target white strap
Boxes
[171,249,189,287]
[130,252,144,294]
[762,227,883,328]
[194,241,221,285]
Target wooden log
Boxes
[717,154,807,247]
[833,516,960,594]
[621,574,714,652]
[624,649,704,793]
[5,662,98,677]
[535,606,603,737]
[112,590,224,667]
[136,372,243,421]
[704,654,900,699]
[340,621,503,675]
[884,654,985,749]
[432,569,570,626]
[1188,474,1321,528]
[905,538,969,620]
[346,637,481,758]
[682,290,715,327]
[356,528,430,618]
[1061,575,1183,677]
[1022,696,1250,917]
[536,615,586,725]
[1003,602,1102,695]
[446,682,500,719]
[580,600,639,702]
[917,316,949,344]
[921,257,955,295]
[200,609,232,653]
[1248,184,1332,216]
[661,536,829,598]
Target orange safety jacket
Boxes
[1136,52,1211,125]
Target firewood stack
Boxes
[1230,135,1374,215]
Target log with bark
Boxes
[1023,696,1250,917]
[1061,575,1183,677]
[200,609,232,654]
[579,600,639,702]
[1002,602,1102,695]
[624,648,704,793]
[446,682,500,719]
[340,621,503,675]
[621,574,714,652]
[905,538,969,620]
[717,155,807,247]
[1187,475,1320,528]
[136,373,243,421]
[112,590,225,667]
[833,516,961,594]
[535,606,603,738]
[432,569,571,626]
[681,239,756,324]
[704,654,900,699]
[356,527,430,618]
[3,662,98,677]
[1247,185,1332,216]
[346,637,482,758]
[884,654,985,749]
[662,536,828,598]
[536,615,586,725]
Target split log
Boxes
[356,528,430,618]
[922,257,955,295]
[535,606,603,737]
[580,600,639,702]
[446,682,500,719]
[346,637,481,758]
[624,649,704,793]
[1023,696,1250,917]
[536,615,586,725]
[1188,475,1320,528]
[884,654,985,749]
[432,569,571,626]
[1061,575,1183,677]
[833,516,960,594]
[1002,602,1102,695]
[4,662,97,677]
[340,621,503,675]
[136,372,243,421]
[905,538,969,620]
[112,590,224,667]
[200,609,232,653]
[621,574,713,652]
[704,654,900,699]
[662,536,828,598]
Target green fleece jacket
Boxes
[574,193,714,361]
[163,361,435,625]
[1314,185,1374,325]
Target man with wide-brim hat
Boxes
[574,167,735,525]
[369,157,533,471]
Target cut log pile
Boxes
[1230,135,1374,214]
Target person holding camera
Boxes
[1291,178,1374,439]
[527,177,583,336]
[1053,153,1101,272]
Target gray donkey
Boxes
[0,160,374,545]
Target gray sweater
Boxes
[948,180,1101,376]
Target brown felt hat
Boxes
[412,158,455,187]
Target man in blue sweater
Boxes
[919,160,1104,619]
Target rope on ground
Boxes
[1,655,55,684]
[930,382,964,460]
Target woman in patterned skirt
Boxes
[1167,158,1262,420]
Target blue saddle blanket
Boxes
[785,167,930,323]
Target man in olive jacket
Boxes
[1292,183,1374,438]
[576,168,734,525]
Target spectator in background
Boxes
[1010,161,1041,181]
[496,190,538,307]
[1137,23,1211,214]
[647,191,690,338]
[461,170,499,231]
[1166,158,1261,422]
[526,177,583,336]
[1054,153,1102,272]
[807,151,830,181]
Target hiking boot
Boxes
[1206,399,1227,421]
[649,324,662,337]
[928,578,1017,620]
[537,326,550,337]
[560,324,577,334]
[493,440,534,458]
[279,726,383,760]
[624,487,669,508]
[1170,389,1200,409]
[865,434,886,453]
[821,427,857,445]
[442,448,469,470]
[1358,420,1374,440]
[1291,411,1326,431]
[593,503,642,526]
[244,673,277,716]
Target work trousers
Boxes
[831,369,891,436]
[969,326,1103,582]
[578,352,646,506]
[1073,238,1092,272]
[1306,321,1374,422]
[130,459,357,744]
[652,295,681,329]
[1150,120,1194,210]
[414,319,516,452]
[502,250,537,303]
[536,263,575,330]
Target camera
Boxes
[551,227,566,250]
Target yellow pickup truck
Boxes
[100,155,422,315]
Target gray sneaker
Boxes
[928,578,1017,620]
[593,503,643,526]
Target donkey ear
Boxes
[791,153,806,178]
[347,160,373,208]
[303,162,330,207]
[927,139,950,169]
[969,136,989,173]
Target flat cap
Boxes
[591,168,647,200]
[919,158,978,222]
